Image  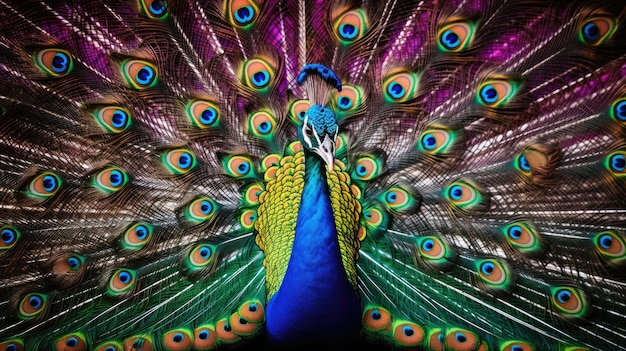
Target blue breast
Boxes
[264,156,362,347]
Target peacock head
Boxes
[296,63,342,170]
[298,104,339,170]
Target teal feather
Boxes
[1,1,626,350]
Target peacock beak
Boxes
[316,134,335,171]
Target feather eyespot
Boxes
[229,311,263,337]
[121,59,158,89]
[550,286,589,318]
[185,197,218,224]
[362,306,392,331]
[123,335,153,351]
[427,329,444,350]
[107,269,136,297]
[227,0,259,28]
[477,78,517,107]
[333,9,368,44]
[500,340,535,351]
[437,21,476,52]
[222,155,255,179]
[417,236,449,260]
[92,106,131,133]
[1,225,20,251]
[579,16,616,45]
[352,156,383,181]
[0,339,24,351]
[139,0,168,19]
[392,321,424,346]
[239,209,257,230]
[121,223,153,250]
[381,186,415,213]
[215,318,240,344]
[444,328,479,351]
[193,324,217,350]
[243,182,264,205]
[18,293,48,319]
[418,125,458,155]
[239,299,265,323]
[186,100,220,129]
[383,71,419,103]
[444,179,485,210]
[27,171,62,200]
[92,166,129,193]
[610,97,626,122]
[363,205,387,230]
[240,58,275,91]
[502,221,542,254]
[288,99,310,125]
[475,259,514,292]
[34,48,73,77]
[52,253,85,276]
[606,151,626,177]
[94,341,123,351]
[55,333,86,351]
[334,85,361,111]
[187,244,216,271]
[248,111,276,139]
[162,148,197,175]
[163,328,193,351]
[593,231,625,266]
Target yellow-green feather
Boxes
[255,152,362,299]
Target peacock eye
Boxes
[610,97,626,122]
[34,48,73,77]
[161,148,197,175]
[437,21,476,52]
[121,223,153,250]
[94,341,122,351]
[248,110,276,139]
[92,166,129,194]
[550,286,589,318]
[383,71,419,103]
[333,8,368,44]
[227,0,259,28]
[1,225,20,250]
[186,100,220,129]
[477,78,517,107]
[607,151,626,177]
[18,292,48,319]
[240,57,275,92]
[27,171,62,200]
[288,99,310,125]
[187,243,217,271]
[122,336,153,351]
[194,325,217,349]
[592,231,625,265]
[163,329,193,350]
[185,196,218,224]
[55,333,86,351]
[107,268,136,297]
[393,321,425,347]
[499,340,534,351]
[120,59,158,90]
[579,16,616,46]
[304,126,314,136]
[0,339,24,351]
[139,0,169,19]
[92,106,132,133]
[445,329,479,351]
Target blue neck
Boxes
[265,152,362,346]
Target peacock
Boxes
[1,0,626,350]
